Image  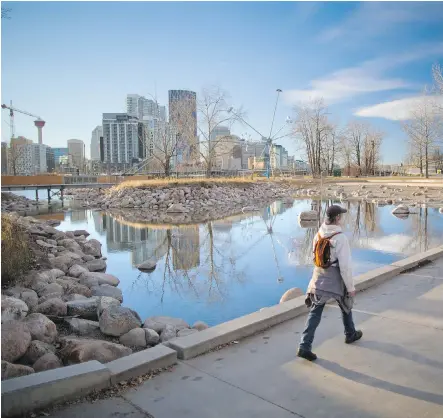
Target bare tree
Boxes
[432,63,443,95]
[8,144,25,175]
[197,86,240,177]
[321,123,341,176]
[403,94,441,178]
[292,98,330,177]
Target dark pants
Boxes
[299,301,356,352]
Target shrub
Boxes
[1,215,33,287]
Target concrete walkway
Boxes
[50,258,443,418]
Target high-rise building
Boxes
[46,147,55,172]
[67,139,85,168]
[126,94,166,121]
[168,90,197,162]
[102,113,143,167]
[52,147,68,165]
[8,141,48,175]
[1,142,8,174]
[91,126,102,161]
[33,144,48,173]
[209,126,230,141]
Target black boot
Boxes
[297,348,317,361]
[345,330,363,344]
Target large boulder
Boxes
[1,320,32,362]
[392,204,410,215]
[1,361,34,381]
[57,239,82,252]
[1,296,29,322]
[137,260,156,272]
[97,296,121,317]
[192,321,209,331]
[144,328,160,346]
[79,272,119,287]
[279,287,304,304]
[4,287,38,310]
[21,340,56,365]
[119,328,147,348]
[166,203,187,213]
[298,211,317,221]
[66,297,99,319]
[49,255,78,273]
[143,316,189,333]
[177,328,198,338]
[79,239,102,258]
[23,313,58,344]
[59,337,132,365]
[37,282,64,297]
[33,353,63,372]
[73,229,90,237]
[65,318,100,336]
[91,285,123,302]
[68,264,89,278]
[34,298,67,317]
[85,259,107,272]
[99,306,141,337]
[63,293,88,302]
[160,325,177,342]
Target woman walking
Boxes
[297,205,363,361]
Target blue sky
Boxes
[1,2,442,162]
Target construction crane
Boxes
[1,101,46,144]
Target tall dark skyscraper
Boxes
[168,90,197,163]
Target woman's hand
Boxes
[348,291,356,297]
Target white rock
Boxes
[391,204,409,215]
[279,288,304,304]
[192,321,209,331]
[1,297,29,321]
[298,211,317,221]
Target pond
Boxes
[28,198,442,327]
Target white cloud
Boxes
[354,95,443,121]
[283,42,443,106]
[318,3,443,43]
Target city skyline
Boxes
[1,2,442,163]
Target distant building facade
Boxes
[90,126,103,161]
[67,139,85,168]
[46,147,55,172]
[52,147,68,165]
[1,142,8,174]
[126,94,166,121]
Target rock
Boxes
[33,353,63,372]
[1,361,34,381]
[91,285,123,302]
[74,229,90,237]
[38,292,66,305]
[143,316,189,333]
[59,337,132,365]
[80,239,102,257]
[136,260,156,272]
[37,282,64,297]
[64,283,92,298]
[85,259,107,272]
[99,306,141,337]
[192,321,209,331]
[82,254,95,262]
[23,313,58,344]
[20,289,39,309]
[65,318,100,336]
[298,211,317,221]
[34,298,67,316]
[1,320,32,362]
[166,203,186,213]
[79,272,119,286]
[21,341,56,365]
[68,264,89,278]
[177,328,198,338]
[144,328,160,345]
[386,199,393,205]
[439,208,443,214]
[119,328,147,348]
[392,204,409,215]
[49,255,77,273]
[1,296,29,322]
[160,325,177,342]
[63,293,88,302]
[36,239,56,249]
[279,287,304,303]
[97,296,121,317]
[66,298,99,319]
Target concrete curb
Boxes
[1,346,177,418]
[168,245,443,360]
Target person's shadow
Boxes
[315,357,443,406]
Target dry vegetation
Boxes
[1,214,34,287]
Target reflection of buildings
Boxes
[171,226,200,271]
[70,210,87,223]
[98,214,168,266]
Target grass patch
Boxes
[1,214,33,287]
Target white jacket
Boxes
[313,223,355,292]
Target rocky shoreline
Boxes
[1,212,208,381]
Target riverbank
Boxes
[1,212,208,382]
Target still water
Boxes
[30,199,443,326]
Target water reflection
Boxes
[53,200,443,326]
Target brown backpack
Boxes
[313,232,341,268]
